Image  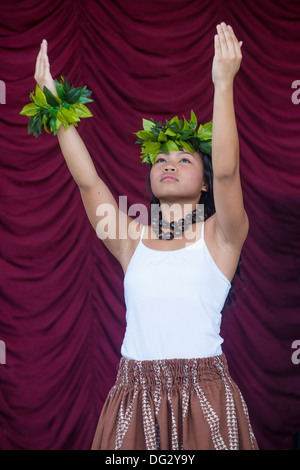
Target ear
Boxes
[202,181,208,192]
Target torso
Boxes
[119,213,243,285]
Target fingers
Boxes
[214,33,222,58]
[43,40,50,76]
[227,25,243,56]
[35,43,43,78]
[216,24,234,57]
[34,39,51,87]
[215,23,242,57]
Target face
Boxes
[150,149,207,203]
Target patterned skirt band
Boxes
[91,353,259,450]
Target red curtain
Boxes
[1,0,300,450]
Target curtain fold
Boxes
[0,0,299,450]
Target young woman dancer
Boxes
[33,22,258,450]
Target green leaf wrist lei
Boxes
[135,110,212,165]
[20,76,93,137]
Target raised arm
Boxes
[211,23,249,248]
[34,40,138,262]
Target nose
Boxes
[164,163,176,172]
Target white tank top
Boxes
[121,221,231,360]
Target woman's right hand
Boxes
[34,39,58,96]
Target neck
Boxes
[153,200,199,222]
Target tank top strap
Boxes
[140,224,146,241]
[201,220,205,241]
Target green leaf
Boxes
[43,86,61,107]
[135,130,156,141]
[59,107,81,123]
[166,140,179,152]
[197,121,212,139]
[64,87,83,104]
[164,127,177,137]
[79,86,93,103]
[61,75,71,93]
[55,119,63,132]
[61,102,70,110]
[56,110,69,125]
[150,154,158,165]
[150,126,161,139]
[190,109,197,127]
[158,130,167,142]
[29,86,51,109]
[143,142,161,154]
[35,84,50,107]
[28,116,36,135]
[49,107,58,118]
[168,122,182,134]
[175,140,183,150]
[70,103,93,118]
[31,96,49,109]
[142,118,155,131]
[199,141,212,156]
[28,114,42,137]
[182,117,191,131]
[41,114,50,133]
[160,143,169,153]
[169,116,183,131]
[49,116,57,134]
[177,140,194,153]
[181,129,193,140]
[20,103,39,116]
[55,79,65,101]
[78,96,94,104]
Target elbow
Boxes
[213,167,238,181]
[77,174,100,191]
[213,152,239,180]
[78,181,92,191]
[212,147,239,180]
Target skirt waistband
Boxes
[115,354,229,390]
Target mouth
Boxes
[161,175,178,182]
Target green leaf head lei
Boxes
[134,110,212,165]
[20,76,93,137]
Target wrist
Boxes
[57,124,74,136]
[213,81,234,92]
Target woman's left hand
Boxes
[212,22,243,88]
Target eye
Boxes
[155,157,166,163]
[180,158,191,163]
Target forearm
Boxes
[57,125,99,188]
[212,83,239,179]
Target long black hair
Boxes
[145,151,247,310]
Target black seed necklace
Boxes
[151,207,204,240]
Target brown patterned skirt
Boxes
[91,353,258,450]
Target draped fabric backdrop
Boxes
[0,0,299,450]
